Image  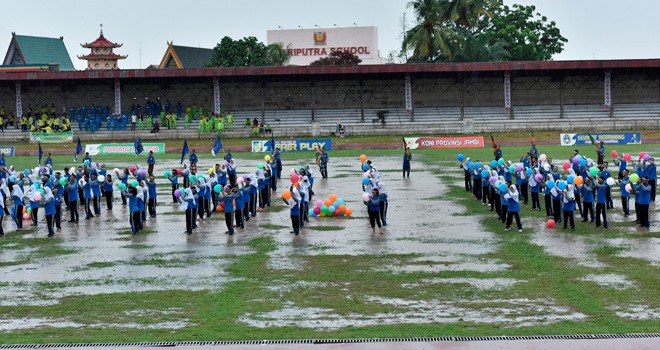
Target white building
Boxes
[267,26,382,66]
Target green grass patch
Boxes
[306,225,344,231]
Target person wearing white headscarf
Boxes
[203,176,213,218]
[529,168,541,211]
[562,184,576,230]
[181,187,197,234]
[287,185,302,235]
[256,169,266,211]
[28,184,40,227]
[227,159,237,187]
[11,184,24,230]
[298,176,310,226]
[543,174,553,218]
[135,183,145,229]
[248,173,258,217]
[43,187,56,236]
[196,177,207,221]
[122,185,140,234]
[494,176,505,223]
[550,177,562,225]
[503,184,522,232]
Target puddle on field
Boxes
[579,274,636,290]
[403,277,522,290]
[610,304,660,320]
[240,296,586,330]
[530,232,605,268]
[0,318,191,331]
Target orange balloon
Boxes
[337,204,346,213]
[22,208,27,214]
[345,208,352,217]
[574,176,584,186]
[216,205,223,212]
[324,199,332,207]
[282,190,292,200]
[359,154,367,163]
[328,194,337,203]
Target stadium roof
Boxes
[2,33,76,71]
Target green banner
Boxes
[29,132,74,144]
[85,143,166,156]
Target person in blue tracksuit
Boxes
[551,182,562,224]
[403,147,412,178]
[274,148,283,180]
[594,176,608,229]
[634,176,652,229]
[81,175,92,219]
[269,160,278,192]
[601,162,614,209]
[504,184,522,232]
[189,149,198,165]
[137,183,147,224]
[241,177,252,223]
[43,187,56,237]
[117,169,129,205]
[147,176,158,217]
[234,185,245,230]
[28,184,40,226]
[461,158,472,192]
[53,187,62,231]
[614,154,627,180]
[646,158,656,202]
[618,171,630,217]
[472,164,482,200]
[168,169,178,204]
[377,182,388,226]
[0,181,6,235]
[319,148,329,179]
[581,177,594,222]
[66,175,79,223]
[249,174,258,217]
[90,174,101,216]
[365,188,383,234]
[11,184,24,230]
[219,186,239,235]
[180,187,196,234]
[122,186,141,234]
[529,170,541,211]
[103,175,113,210]
[562,185,576,230]
[286,185,302,235]
[217,164,228,189]
[147,151,155,176]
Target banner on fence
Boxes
[560,133,641,146]
[85,143,166,156]
[0,146,15,156]
[404,74,413,115]
[251,139,332,153]
[29,132,73,144]
[404,136,485,149]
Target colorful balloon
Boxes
[625,183,632,193]
[567,175,574,185]
[360,154,367,163]
[362,178,370,186]
[546,219,555,228]
[361,193,370,202]
[213,184,222,193]
[623,154,632,162]
[457,154,465,162]
[547,180,556,189]
[630,174,640,183]
[174,189,182,198]
[291,174,300,184]
[574,176,584,186]
[563,162,571,171]
[557,181,567,191]
[265,155,271,162]
[282,190,292,200]
[610,150,618,159]
[589,167,599,177]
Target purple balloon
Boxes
[572,156,580,164]
[535,174,543,182]
[644,154,651,161]
[489,176,497,184]
[516,165,523,172]
[174,189,182,198]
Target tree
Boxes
[451,29,509,62]
[208,36,290,67]
[309,50,362,66]
[476,3,567,61]
[402,0,455,62]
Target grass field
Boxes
[0,133,658,344]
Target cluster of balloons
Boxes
[310,193,352,217]
[163,169,184,178]
[611,150,651,162]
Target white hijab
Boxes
[377,181,388,195]
[506,184,520,203]
[136,185,144,201]
[12,184,23,199]
[256,169,265,180]
[28,184,37,202]
[44,187,53,202]
[180,188,195,210]
[563,184,575,203]
[249,174,258,188]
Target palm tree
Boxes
[402,0,455,62]
[266,42,291,66]
[449,0,495,28]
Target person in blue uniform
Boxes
[365,187,383,234]
[618,171,630,217]
[241,177,252,223]
[581,177,594,223]
[43,187,56,237]
[562,185,576,231]
[646,158,656,202]
[594,176,608,229]
[189,149,198,165]
[147,151,155,176]
[90,174,101,216]
[601,162,614,209]
[319,148,329,179]
[103,175,113,210]
[287,185,302,235]
[634,176,652,229]
[219,186,239,235]
[122,185,140,234]
[274,148,282,180]
[147,176,157,217]
[66,175,79,223]
[504,184,523,232]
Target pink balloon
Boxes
[291,174,300,183]
[23,213,30,220]
[362,171,370,178]
[361,193,370,202]
[289,168,297,176]
[33,192,42,201]
[625,184,632,193]
[129,165,136,174]
[535,174,543,182]
[623,154,632,162]
[237,177,245,185]
[315,199,323,207]
[610,150,618,159]
[489,176,497,184]
[562,162,571,171]
[313,207,321,215]
[639,152,647,159]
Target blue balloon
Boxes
[547,180,556,189]
[579,159,586,167]
[362,178,370,186]
[308,209,315,217]
[499,183,507,192]
[457,154,465,161]
[557,181,567,191]
[525,168,533,176]
[491,160,498,168]
[361,163,369,171]
[468,162,475,170]
[475,162,482,169]
[9,175,16,182]
[23,169,29,176]
[481,170,489,178]
[328,205,336,213]
[567,175,575,185]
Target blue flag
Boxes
[74,137,83,162]
[180,139,189,165]
[212,134,223,156]
[134,137,144,156]
[270,134,276,153]
[38,142,43,165]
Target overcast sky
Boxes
[1,0,658,70]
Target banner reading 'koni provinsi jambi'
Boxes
[560,133,641,146]
[404,136,485,150]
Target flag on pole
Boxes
[134,137,144,156]
[587,132,596,145]
[38,142,43,165]
[402,135,407,149]
[180,139,189,165]
[211,134,223,156]
[74,137,83,162]
[269,133,276,153]
[531,130,536,149]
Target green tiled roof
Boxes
[14,35,76,71]
[172,45,214,68]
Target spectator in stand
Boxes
[131,113,137,130]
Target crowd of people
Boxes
[460,141,656,232]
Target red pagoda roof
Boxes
[78,52,127,60]
[81,33,123,48]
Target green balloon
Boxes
[497,158,505,166]
[630,174,640,183]
[320,205,329,213]
[27,207,32,215]
[257,163,264,170]
[59,178,68,186]
[509,166,515,174]
[38,189,44,196]
[118,183,126,191]
[189,175,196,183]
[131,180,139,187]
[589,167,599,177]
[164,171,171,178]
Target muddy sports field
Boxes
[0,140,658,344]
